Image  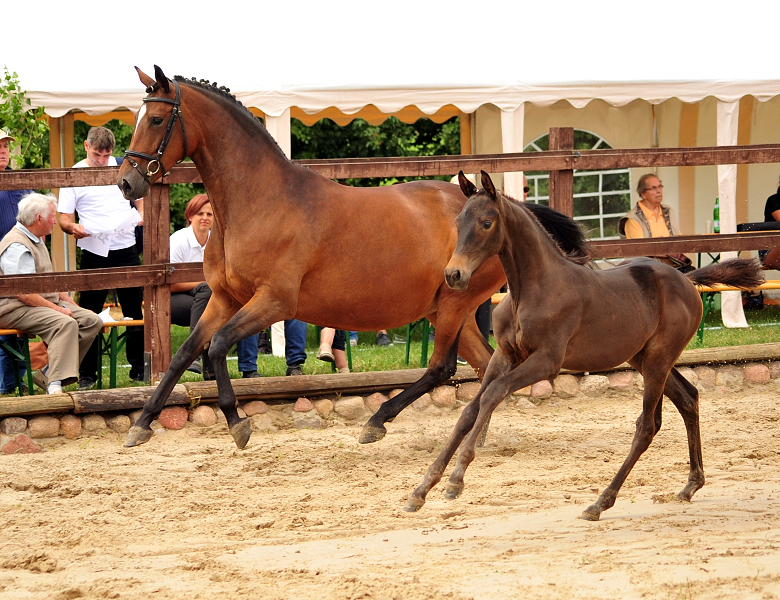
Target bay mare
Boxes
[404,171,764,521]
[117,66,588,450]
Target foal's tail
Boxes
[686,258,764,290]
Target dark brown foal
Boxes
[405,170,763,520]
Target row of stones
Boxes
[2,361,777,453]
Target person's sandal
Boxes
[316,344,335,363]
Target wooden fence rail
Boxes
[1,132,779,382]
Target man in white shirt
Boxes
[58,127,145,389]
[0,193,103,394]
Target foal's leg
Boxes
[404,350,514,512]
[581,357,670,521]
[663,368,705,502]
[445,351,561,502]
[125,299,234,447]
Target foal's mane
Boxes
[173,75,287,157]
[503,193,593,265]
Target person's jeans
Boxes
[236,334,259,372]
[0,338,25,393]
[284,319,308,366]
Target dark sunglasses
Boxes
[523,186,530,193]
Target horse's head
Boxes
[118,65,189,200]
[445,170,506,291]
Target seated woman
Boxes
[618,173,693,272]
[170,194,262,379]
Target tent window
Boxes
[524,130,630,240]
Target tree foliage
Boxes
[291,116,460,187]
[0,66,49,169]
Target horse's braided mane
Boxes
[502,192,594,266]
[173,75,287,157]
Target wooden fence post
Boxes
[143,183,172,384]
[548,127,574,217]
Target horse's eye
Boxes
[482,220,492,230]
[151,117,164,126]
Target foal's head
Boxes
[445,171,507,291]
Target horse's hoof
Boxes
[359,424,387,444]
[579,505,601,521]
[675,481,700,503]
[403,495,425,512]
[444,482,464,500]
[124,426,153,447]
[230,418,252,450]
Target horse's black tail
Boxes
[686,258,764,290]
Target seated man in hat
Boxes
[0,193,103,394]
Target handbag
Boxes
[28,340,48,371]
[659,254,695,273]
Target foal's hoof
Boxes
[403,495,425,512]
[579,505,602,521]
[444,482,464,500]
[230,418,252,450]
[359,424,387,444]
[124,426,153,447]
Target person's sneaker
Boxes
[286,364,303,376]
[376,332,393,346]
[47,381,63,395]
[350,338,357,347]
[78,377,96,391]
[187,358,203,374]
[32,370,48,392]
[316,344,335,363]
[456,356,468,365]
[242,370,263,378]
[129,369,145,383]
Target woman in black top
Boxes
[762,175,780,268]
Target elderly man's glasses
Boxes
[523,186,530,193]
[643,184,663,192]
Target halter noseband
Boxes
[124,78,188,181]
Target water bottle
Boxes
[713,197,720,233]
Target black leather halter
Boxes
[124,78,188,181]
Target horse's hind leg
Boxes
[664,367,705,502]
[360,308,493,444]
[125,302,232,447]
[360,327,461,443]
[581,357,669,521]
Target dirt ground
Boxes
[1,384,780,600]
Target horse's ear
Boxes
[136,67,155,89]
[458,171,477,198]
[480,170,498,200]
[153,65,170,93]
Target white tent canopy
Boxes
[6,1,780,117]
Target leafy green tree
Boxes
[291,116,460,187]
[0,66,49,169]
